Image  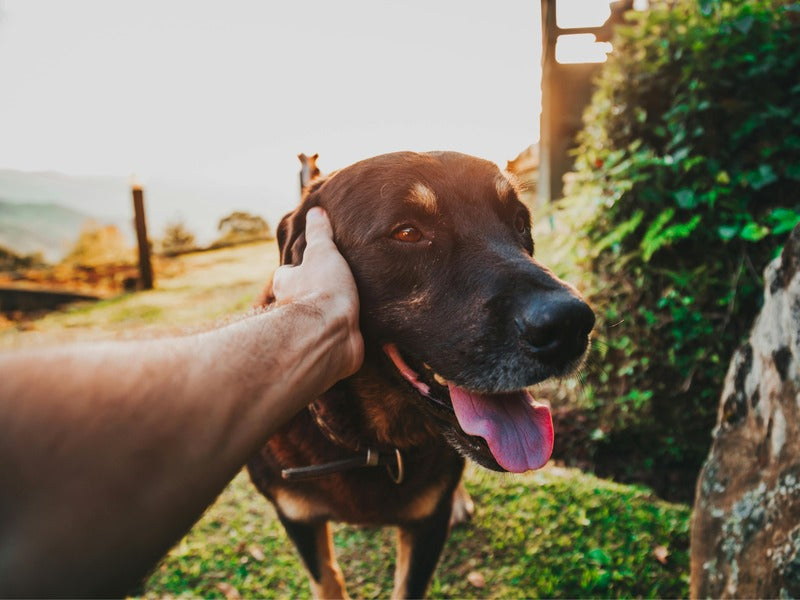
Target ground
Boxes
[0,240,691,598]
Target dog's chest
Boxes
[248,369,465,526]
[270,471,452,524]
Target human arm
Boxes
[0,208,363,596]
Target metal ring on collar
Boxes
[386,448,404,484]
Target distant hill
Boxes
[0,200,97,262]
[0,169,283,261]
[0,169,132,262]
[0,169,130,221]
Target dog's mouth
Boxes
[383,343,553,473]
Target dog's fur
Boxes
[247,151,594,599]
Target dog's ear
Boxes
[276,177,326,266]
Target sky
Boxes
[0,0,612,226]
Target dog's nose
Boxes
[515,293,595,363]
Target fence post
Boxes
[132,184,154,290]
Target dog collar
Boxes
[279,399,406,484]
[280,447,404,484]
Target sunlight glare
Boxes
[556,0,612,28]
[556,34,613,64]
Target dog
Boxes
[247,151,595,599]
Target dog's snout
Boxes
[515,294,595,363]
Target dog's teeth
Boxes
[433,372,448,386]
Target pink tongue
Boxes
[448,385,554,473]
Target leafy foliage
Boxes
[62,222,133,267]
[0,245,46,271]
[214,211,273,247]
[559,0,800,497]
[160,221,197,256]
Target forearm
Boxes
[0,302,349,596]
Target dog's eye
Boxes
[392,225,423,243]
[514,213,529,235]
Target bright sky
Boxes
[0,1,550,212]
[0,1,616,224]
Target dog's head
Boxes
[275,151,594,473]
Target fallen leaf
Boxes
[216,582,241,600]
[467,571,486,588]
[653,545,669,564]
[249,545,265,562]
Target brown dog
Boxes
[247,151,594,599]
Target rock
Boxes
[691,224,800,599]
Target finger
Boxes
[303,207,336,256]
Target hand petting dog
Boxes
[271,206,364,391]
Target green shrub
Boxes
[558,0,800,498]
[161,221,197,256]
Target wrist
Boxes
[286,293,363,383]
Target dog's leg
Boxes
[449,478,475,527]
[391,501,452,599]
[278,516,349,600]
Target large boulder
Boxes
[691,224,800,598]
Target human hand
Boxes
[271,207,364,384]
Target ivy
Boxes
[558,0,800,495]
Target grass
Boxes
[1,239,691,598]
[0,241,277,349]
[142,467,690,599]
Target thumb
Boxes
[303,207,335,255]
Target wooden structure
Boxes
[0,286,102,315]
[298,152,320,196]
[539,0,632,205]
[131,185,154,290]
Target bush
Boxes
[557,0,800,498]
[161,221,197,256]
[0,245,46,271]
[213,211,273,248]
[62,222,133,267]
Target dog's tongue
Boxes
[448,385,553,473]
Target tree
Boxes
[214,212,273,246]
[160,222,196,256]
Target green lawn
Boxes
[141,466,689,599]
[1,241,690,598]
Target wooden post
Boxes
[538,0,556,209]
[538,0,632,205]
[132,185,154,290]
